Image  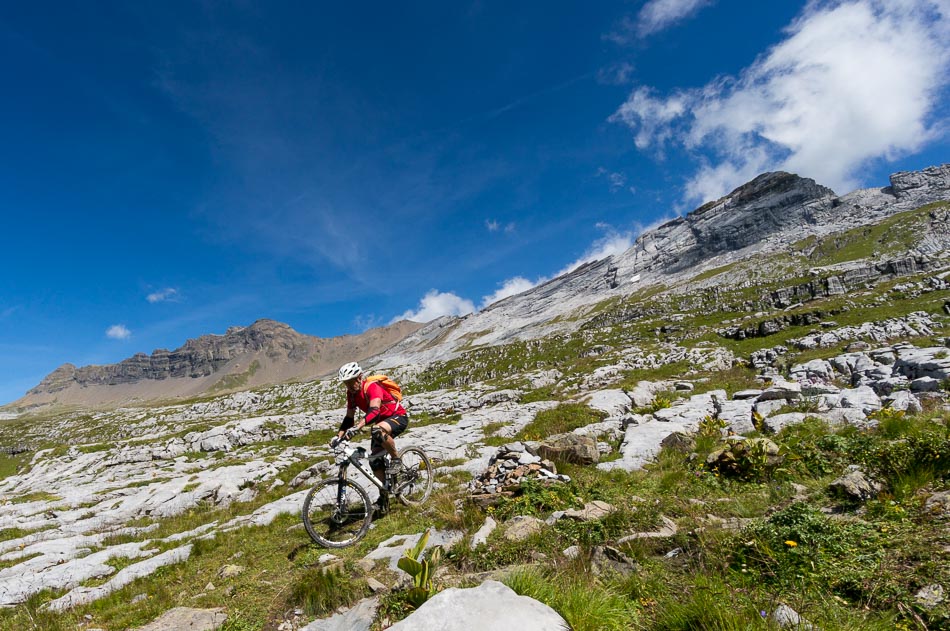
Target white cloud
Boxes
[486,219,500,232]
[504,222,516,234]
[106,324,132,340]
[637,0,714,37]
[552,226,635,278]
[391,223,637,324]
[605,0,712,43]
[146,287,180,303]
[611,0,950,204]
[392,290,475,323]
[479,276,536,310]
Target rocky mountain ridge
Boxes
[378,164,950,367]
[16,318,424,409]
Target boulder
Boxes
[756,379,802,402]
[583,390,632,417]
[561,501,614,522]
[302,597,378,631]
[537,434,599,465]
[386,580,568,631]
[838,386,881,414]
[914,585,945,610]
[470,517,497,549]
[135,608,227,631]
[829,467,882,501]
[504,516,545,542]
[762,412,806,434]
[883,391,922,413]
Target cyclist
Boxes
[330,362,409,512]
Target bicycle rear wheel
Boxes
[394,446,433,506]
[301,478,373,548]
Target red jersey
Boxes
[347,379,407,424]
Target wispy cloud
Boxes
[486,219,500,232]
[146,287,180,303]
[637,0,714,38]
[392,290,475,323]
[597,168,631,192]
[605,0,713,43]
[611,0,950,204]
[106,324,132,340]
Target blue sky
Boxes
[1,0,948,405]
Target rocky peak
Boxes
[889,163,950,201]
[23,319,424,401]
[619,172,837,277]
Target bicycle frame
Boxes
[333,441,389,495]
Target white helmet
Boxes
[338,362,363,382]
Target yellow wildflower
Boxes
[784,540,798,547]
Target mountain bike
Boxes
[301,440,434,548]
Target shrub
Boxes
[494,477,580,520]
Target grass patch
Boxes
[513,403,607,442]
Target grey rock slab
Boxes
[731,389,762,400]
[911,376,942,392]
[772,603,812,629]
[598,394,720,472]
[470,516,497,549]
[134,607,227,631]
[302,597,378,631]
[838,386,882,413]
[561,501,615,522]
[816,408,870,427]
[756,379,802,401]
[753,399,788,418]
[883,390,923,413]
[46,544,193,611]
[762,413,807,434]
[790,359,834,382]
[387,580,569,631]
[0,541,153,606]
[617,516,678,542]
[364,528,463,571]
[895,346,950,380]
[504,515,545,542]
[583,389,632,417]
[718,399,755,434]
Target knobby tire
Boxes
[301,478,373,548]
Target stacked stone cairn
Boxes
[469,441,570,507]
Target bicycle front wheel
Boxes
[301,478,373,548]
[394,446,434,506]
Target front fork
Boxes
[336,463,349,511]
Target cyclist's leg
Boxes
[369,424,392,487]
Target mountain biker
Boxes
[330,362,409,512]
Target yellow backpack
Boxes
[362,374,403,402]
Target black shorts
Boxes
[378,414,408,439]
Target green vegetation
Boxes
[210,360,262,393]
[799,201,948,266]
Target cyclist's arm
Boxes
[363,382,385,425]
[336,403,357,439]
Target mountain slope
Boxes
[377,164,950,367]
[13,318,424,409]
